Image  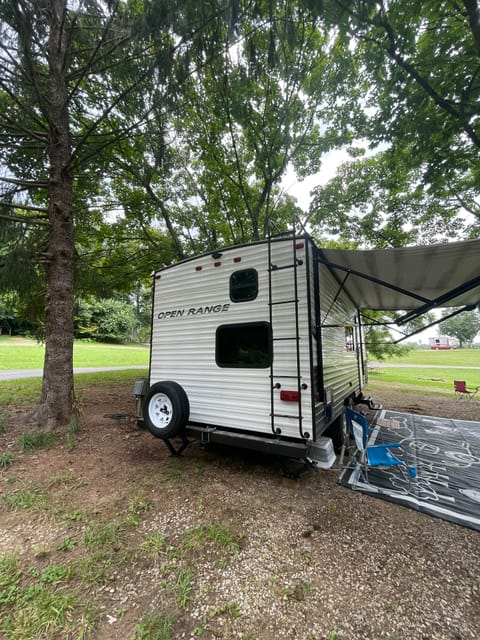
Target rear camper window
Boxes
[216,322,272,368]
[230,269,258,302]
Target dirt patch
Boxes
[367,386,480,422]
[1,385,479,640]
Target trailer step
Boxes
[356,394,383,411]
[270,299,298,306]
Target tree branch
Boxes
[0,176,49,189]
[463,0,480,55]
[0,209,48,224]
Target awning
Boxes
[318,238,480,313]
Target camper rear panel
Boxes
[150,239,313,440]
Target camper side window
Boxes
[345,325,355,351]
[230,269,258,302]
[216,322,272,368]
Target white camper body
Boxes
[139,234,368,468]
[429,335,459,349]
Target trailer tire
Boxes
[143,381,190,439]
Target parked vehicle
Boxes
[134,233,480,468]
[429,336,459,350]
[134,233,373,469]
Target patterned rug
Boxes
[338,410,480,531]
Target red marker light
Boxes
[280,390,299,402]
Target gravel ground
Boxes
[0,385,479,640]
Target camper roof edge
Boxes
[152,232,311,276]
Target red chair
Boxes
[454,380,479,400]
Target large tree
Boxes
[106,0,361,255]
[439,308,480,347]
[0,0,247,429]
[309,0,480,244]
[0,0,214,428]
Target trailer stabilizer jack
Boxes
[163,437,190,457]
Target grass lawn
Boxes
[0,338,477,403]
[0,370,147,409]
[367,348,480,394]
[367,366,480,393]
[0,337,149,370]
[374,347,480,367]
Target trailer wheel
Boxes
[143,381,190,439]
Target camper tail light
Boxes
[280,390,299,402]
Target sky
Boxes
[282,149,347,212]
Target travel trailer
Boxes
[135,233,370,470]
[134,233,480,469]
[429,336,459,349]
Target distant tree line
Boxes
[439,309,480,348]
[0,295,151,344]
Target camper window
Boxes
[230,269,258,302]
[216,322,272,368]
[345,324,355,351]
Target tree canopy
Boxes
[439,309,480,347]
[309,0,480,245]
[1,0,479,427]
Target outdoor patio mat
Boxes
[338,409,480,532]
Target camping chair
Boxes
[454,380,479,400]
[339,407,373,467]
[345,408,370,439]
[349,412,416,490]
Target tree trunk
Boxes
[34,0,75,429]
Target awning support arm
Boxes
[360,311,398,328]
[316,256,431,304]
[397,274,480,325]
[360,306,475,344]
[321,271,351,326]
[394,305,476,343]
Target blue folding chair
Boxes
[340,407,371,467]
[348,410,416,489]
[345,408,370,442]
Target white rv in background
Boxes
[429,335,459,349]
[135,234,371,469]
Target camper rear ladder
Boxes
[267,233,305,438]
